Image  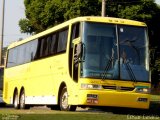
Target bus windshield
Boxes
[81,22,149,82]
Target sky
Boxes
[0,0,160,47]
[0,0,30,47]
[156,0,160,4]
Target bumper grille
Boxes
[120,87,135,91]
[102,85,134,91]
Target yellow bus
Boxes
[3,16,150,111]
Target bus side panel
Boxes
[25,57,56,105]
[50,54,69,104]
[3,64,29,104]
[25,54,69,105]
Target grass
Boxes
[0,106,160,120]
[0,113,126,120]
[151,95,160,101]
[0,108,127,120]
[0,95,160,120]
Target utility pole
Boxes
[0,0,5,65]
[101,0,106,17]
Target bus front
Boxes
[77,20,150,109]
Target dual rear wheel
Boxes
[13,90,29,109]
[13,91,19,109]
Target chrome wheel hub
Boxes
[62,92,68,109]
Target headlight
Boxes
[81,84,102,90]
[135,87,150,94]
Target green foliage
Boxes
[156,59,160,71]
[106,0,160,72]
[19,0,160,72]
[63,0,101,20]
[118,5,152,21]
[20,0,101,34]
[19,19,35,34]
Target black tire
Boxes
[13,91,19,109]
[0,102,6,107]
[19,90,30,109]
[60,87,76,111]
[50,105,60,110]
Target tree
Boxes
[106,0,160,72]
[117,0,160,45]
[19,0,160,72]
[19,0,101,34]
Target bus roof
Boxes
[8,16,147,49]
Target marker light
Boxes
[135,87,150,94]
[81,84,102,90]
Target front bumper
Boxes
[77,90,150,109]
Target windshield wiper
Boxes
[101,56,113,80]
[120,39,138,82]
[125,62,136,82]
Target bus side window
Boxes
[71,23,80,40]
[34,40,41,59]
[40,37,49,57]
[25,42,32,62]
[50,34,58,55]
[7,48,18,68]
[30,39,38,61]
[17,45,26,65]
[47,36,52,55]
[57,28,69,53]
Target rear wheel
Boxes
[60,87,76,111]
[13,92,19,109]
[19,90,30,109]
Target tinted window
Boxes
[17,45,26,65]
[7,40,38,68]
[40,38,48,57]
[50,34,57,54]
[69,23,80,77]
[34,40,41,59]
[82,22,117,79]
[6,26,69,68]
[71,23,80,40]
[30,40,38,61]
[25,42,32,62]
[7,48,18,67]
[57,28,68,52]
[47,36,52,54]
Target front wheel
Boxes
[60,87,76,111]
